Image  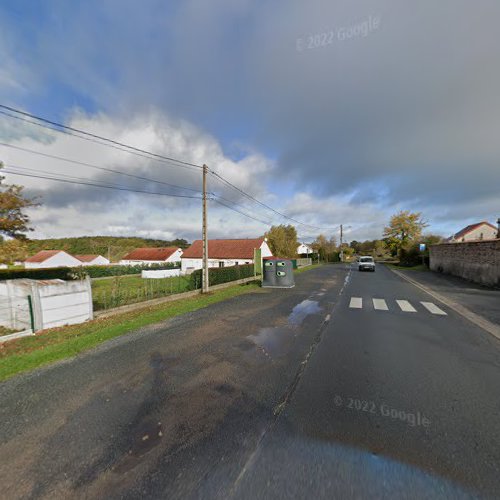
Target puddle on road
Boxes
[287,299,321,326]
[247,327,289,358]
[246,299,322,359]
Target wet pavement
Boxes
[2,262,498,499]
[0,264,347,499]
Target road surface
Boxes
[1,264,499,499]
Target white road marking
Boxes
[420,301,447,315]
[349,297,363,309]
[396,300,417,312]
[373,298,388,311]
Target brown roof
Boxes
[25,250,65,263]
[182,238,265,259]
[451,221,497,240]
[75,254,102,262]
[121,247,180,261]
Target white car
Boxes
[358,256,375,272]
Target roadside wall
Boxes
[429,239,500,287]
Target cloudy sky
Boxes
[1,0,499,243]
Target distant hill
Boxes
[26,236,190,262]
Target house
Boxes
[446,221,498,243]
[75,254,110,266]
[24,250,83,269]
[119,247,183,266]
[181,238,273,273]
[297,243,313,256]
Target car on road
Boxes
[358,256,375,272]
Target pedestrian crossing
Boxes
[349,297,447,315]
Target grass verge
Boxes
[385,263,429,272]
[0,282,260,382]
[91,274,193,311]
[294,263,324,274]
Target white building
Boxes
[75,254,110,266]
[181,238,273,273]
[24,250,83,269]
[119,247,183,266]
[297,243,313,256]
[446,221,498,243]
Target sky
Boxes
[1,0,499,244]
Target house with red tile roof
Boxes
[24,250,83,269]
[119,247,183,266]
[74,254,110,266]
[181,238,273,273]
[446,221,498,243]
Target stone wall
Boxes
[429,239,500,287]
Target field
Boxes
[91,274,198,310]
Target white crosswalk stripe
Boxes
[348,297,448,316]
[420,301,447,315]
[349,297,363,309]
[372,298,388,311]
[396,300,417,312]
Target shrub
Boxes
[189,264,255,288]
[0,263,180,281]
[0,267,75,281]
[83,263,178,278]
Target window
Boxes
[218,261,224,268]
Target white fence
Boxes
[0,278,93,332]
[141,269,181,279]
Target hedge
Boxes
[0,267,75,281]
[82,263,178,278]
[0,263,180,281]
[189,264,255,288]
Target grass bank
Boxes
[294,263,324,274]
[0,282,260,382]
[385,263,429,272]
[91,274,194,311]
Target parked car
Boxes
[358,256,375,272]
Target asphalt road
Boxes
[1,264,499,499]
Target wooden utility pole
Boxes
[202,164,209,293]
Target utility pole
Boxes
[340,224,343,262]
[202,164,209,293]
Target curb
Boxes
[389,267,500,341]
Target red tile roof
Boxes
[451,221,497,240]
[75,254,101,262]
[121,247,180,261]
[25,250,65,263]
[182,239,265,259]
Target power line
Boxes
[0,142,203,194]
[209,170,339,231]
[2,164,202,199]
[0,104,203,170]
[210,198,273,226]
[1,104,339,231]
[0,109,200,172]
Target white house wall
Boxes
[25,252,82,269]
[456,225,497,242]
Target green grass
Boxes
[385,263,429,272]
[91,274,194,310]
[294,263,324,274]
[0,326,20,337]
[0,282,260,382]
